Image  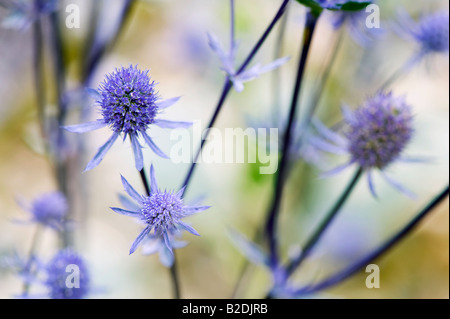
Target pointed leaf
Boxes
[142,132,169,159]
[110,207,140,217]
[154,119,192,129]
[177,221,200,236]
[381,172,417,199]
[319,161,354,178]
[63,121,107,133]
[84,132,119,171]
[367,171,378,199]
[184,205,211,216]
[129,226,151,255]
[118,194,141,211]
[156,96,181,110]
[85,87,101,100]
[130,134,144,171]
[312,118,347,147]
[149,164,158,194]
[120,175,143,204]
[228,228,270,267]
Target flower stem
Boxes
[180,0,290,194]
[22,225,42,296]
[285,167,363,276]
[265,11,319,267]
[170,251,181,299]
[295,184,449,294]
[32,5,46,147]
[82,0,136,84]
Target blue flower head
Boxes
[45,249,90,299]
[397,9,449,56]
[312,92,418,198]
[19,192,68,230]
[111,165,210,258]
[346,92,413,170]
[64,65,191,171]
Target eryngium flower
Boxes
[311,91,416,197]
[111,165,210,257]
[19,192,68,230]
[45,249,90,299]
[346,93,413,169]
[397,10,449,56]
[64,65,191,171]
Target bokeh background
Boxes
[0,0,448,298]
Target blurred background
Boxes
[0,0,448,298]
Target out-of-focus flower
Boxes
[207,33,290,93]
[328,4,384,46]
[45,249,90,299]
[0,0,57,30]
[64,65,191,171]
[396,9,449,57]
[311,91,417,198]
[17,191,68,231]
[111,165,210,256]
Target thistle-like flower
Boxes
[396,10,449,57]
[64,65,191,171]
[207,33,289,93]
[18,191,68,231]
[111,165,210,257]
[311,91,417,198]
[45,249,90,299]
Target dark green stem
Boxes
[265,11,319,267]
[297,184,449,294]
[286,167,363,276]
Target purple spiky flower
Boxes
[45,249,90,299]
[64,65,191,171]
[346,92,413,170]
[111,165,210,257]
[311,91,417,198]
[18,191,68,231]
[397,10,449,56]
